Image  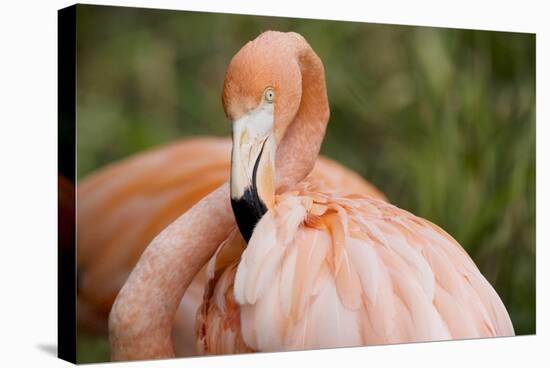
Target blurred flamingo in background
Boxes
[77,137,385,351]
[108,31,514,360]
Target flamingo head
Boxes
[223,31,306,242]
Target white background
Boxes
[0,0,547,366]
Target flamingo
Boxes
[109,31,514,360]
[77,138,385,342]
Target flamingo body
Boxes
[197,181,514,353]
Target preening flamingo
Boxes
[109,31,514,360]
[77,137,385,343]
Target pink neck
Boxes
[109,183,235,360]
[276,36,330,190]
[108,33,330,360]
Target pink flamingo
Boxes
[109,31,514,360]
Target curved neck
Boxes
[276,38,330,191]
[109,183,235,360]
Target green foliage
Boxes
[75,4,535,363]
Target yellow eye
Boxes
[264,87,275,103]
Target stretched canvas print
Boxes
[58,4,536,364]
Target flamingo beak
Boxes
[230,101,276,242]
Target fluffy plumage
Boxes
[196,181,514,353]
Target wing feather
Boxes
[201,184,514,354]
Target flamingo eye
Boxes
[264,87,275,103]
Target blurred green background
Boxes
[75,4,535,363]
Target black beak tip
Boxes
[231,186,267,243]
